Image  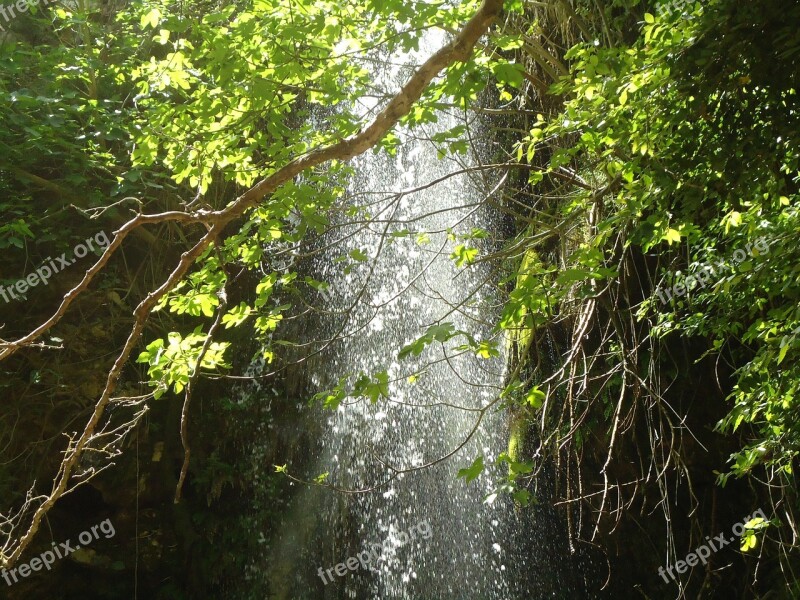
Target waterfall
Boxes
[298,132,512,597]
[253,28,591,600]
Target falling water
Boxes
[254,29,591,600]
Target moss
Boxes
[504,247,542,370]
[507,411,528,466]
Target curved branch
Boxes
[0,0,503,568]
[0,211,209,361]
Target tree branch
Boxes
[0,0,503,568]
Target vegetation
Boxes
[0,0,798,597]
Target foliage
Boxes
[533,0,800,480]
[496,0,800,590]
[3,0,800,596]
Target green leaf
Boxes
[457,455,484,484]
[508,460,534,475]
[777,343,790,365]
[740,531,757,552]
[492,62,525,88]
[512,488,532,506]
[398,323,458,359]
[354,371,390,403]
[222,302,252,329]
[451,244,478,267]
[349,248,369,262]
[525,386,546,409]
[429,323,457,342]
[663,228,682,245]
[140,7,161,29]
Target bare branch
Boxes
[0,0,503,568]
